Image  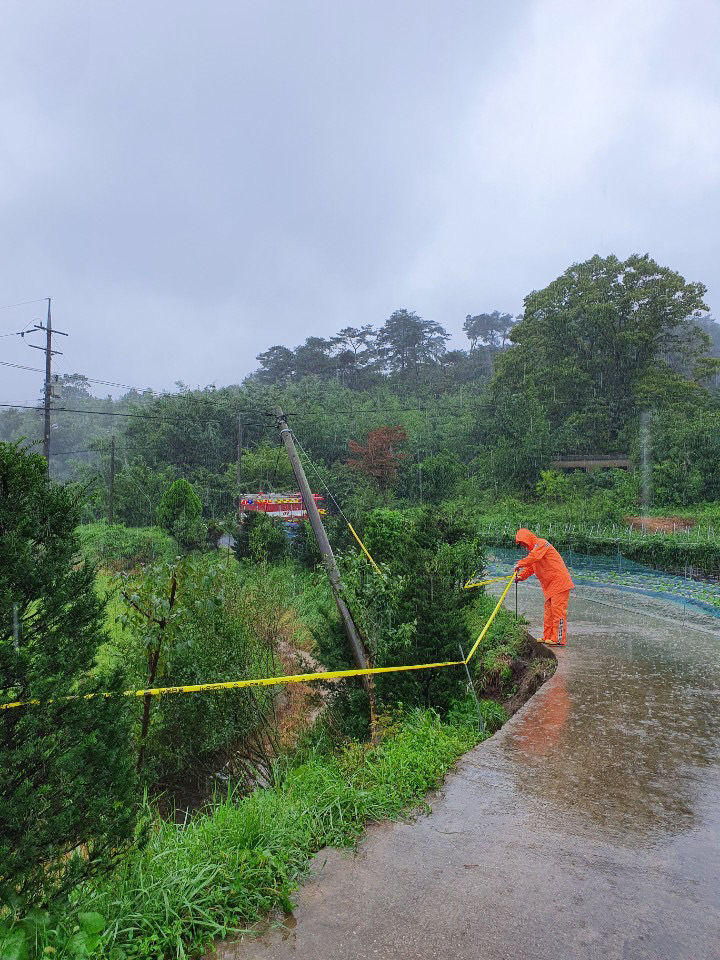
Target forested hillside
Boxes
[2,253,719,520]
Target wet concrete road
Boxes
[218,585,720,960]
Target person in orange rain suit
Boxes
[514,528,575,645]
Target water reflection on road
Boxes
[507,595,720,843]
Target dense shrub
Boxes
[234,511,289,563]
[156,478,207,551]
[115,554,281,789]
[333,506,484,714]
[76,521,176,569]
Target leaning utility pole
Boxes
[26,298,68,469]
[236,413,245,520]
[274,408,374,698]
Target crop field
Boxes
[486,548,720,617]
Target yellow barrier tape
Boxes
[0,660,463,710]
[463,574,514,590]
[347,522,385,578]
[463,574,516,663]
[1,575,517,711]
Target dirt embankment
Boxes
[503,637,557,716]
[273,640,336,749]
[477,633,557,719]
[625,515,695,533]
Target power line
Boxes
[0,360,275,408]
[0,361,42,372]
[0,298,47,311]
[0,360,141,391]
[292,431,351,525]
[0,402,267,424]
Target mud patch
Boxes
[625,515,694,533]
[475,631,557,718]
[502,636,557,717]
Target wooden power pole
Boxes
[26,298,68,470]
[274,409,374,698]
[236,413,244,521]
[109,435,116,524]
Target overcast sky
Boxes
[1,0,719,403]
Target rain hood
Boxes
[515,528,539,550]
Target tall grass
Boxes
[2,711,481,960]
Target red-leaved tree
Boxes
[347,426,408,491]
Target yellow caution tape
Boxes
[0,661,461,710]
[463,574,515,590]
[347,522,385,578]
[1,574,516,711]
[463,575,516,663]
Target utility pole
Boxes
[236,413,244,520]
[236,413,244,485]
[109,435,116,524]
[26,298,68,469]
[274,409,374,700]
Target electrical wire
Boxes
[0,402,267,424]
[50,449,101,457]
[0,361,42,371]
[0,360,142,391]
[0,298,47,311]
[0,357,266,403]
[291,431,351,525]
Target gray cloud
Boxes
[1,0,718,402]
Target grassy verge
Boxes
[2,711,482,960]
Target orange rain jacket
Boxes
[515,528,575,598]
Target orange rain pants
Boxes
[543,590,570,645]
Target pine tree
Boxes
[0,441,137,906]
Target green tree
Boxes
[463,311,516,350]
[331,325,379,387]
[117,555,279,788]
[156,478,207,551]
[0,442,136,906]
[474,386,552,491]
[232,441,296,492]
[418,452,464,503]
[294,336,335,379]
[647,407,720,505]
[377,310,450,378]
[254,345,296,385]
[339,507,483,711]
[494,253,711,447]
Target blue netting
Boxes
[486,547,720,620]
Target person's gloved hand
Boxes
[515,565,531,582]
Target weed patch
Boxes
[1,711,481,960]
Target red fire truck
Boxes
[239,492,325,520]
